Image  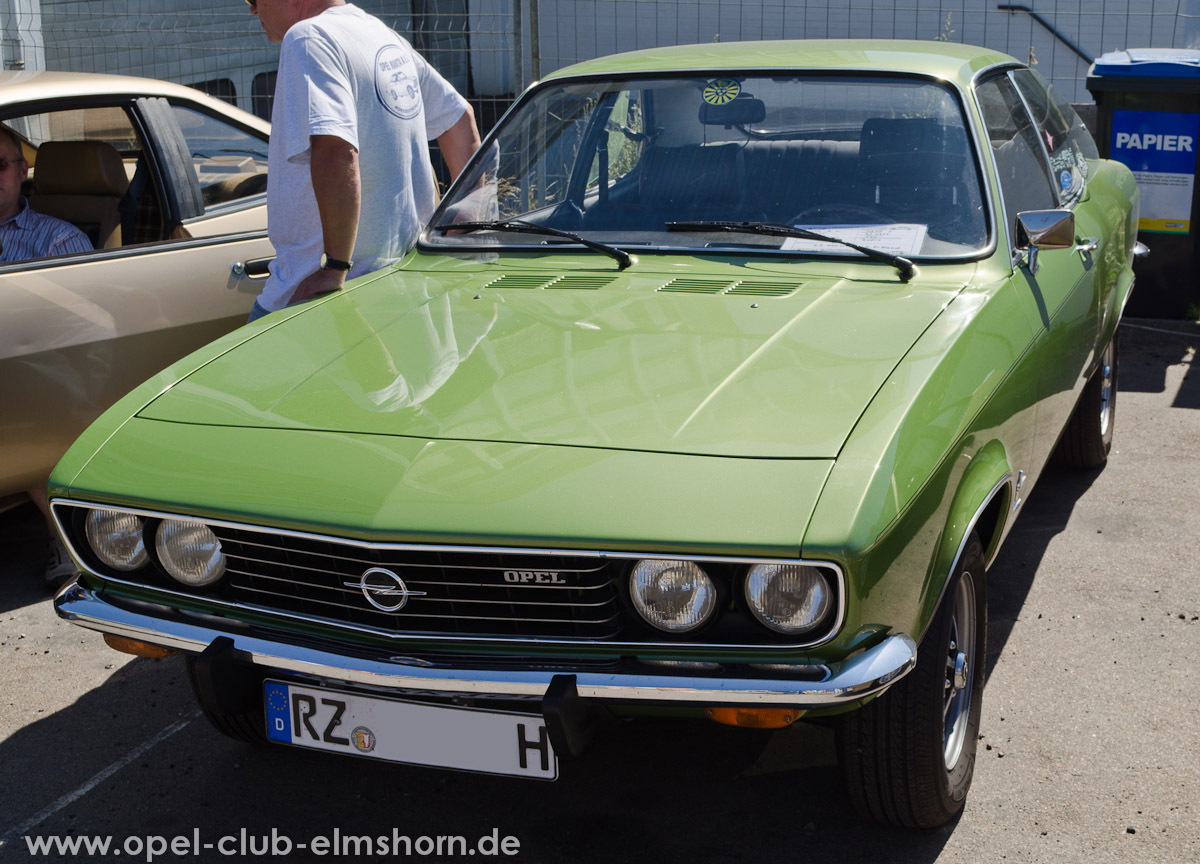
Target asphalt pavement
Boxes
[0,318,1196,864]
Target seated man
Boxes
[0,127,93,262]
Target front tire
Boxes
[1058,335,1118,468]
[836,533,988,828]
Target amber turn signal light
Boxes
[705,707,801,729]
[103,634,178,658]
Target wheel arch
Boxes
[917,442,1013,643]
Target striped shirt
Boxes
[0,197,92,263]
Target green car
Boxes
[51,40,1139,828]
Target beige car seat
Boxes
[29,140,131,249]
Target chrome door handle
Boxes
[232,257,273,280]
[1073,237,1099,255]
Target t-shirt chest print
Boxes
[375,45,422,119]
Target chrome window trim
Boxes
[0,227,269,274]
[51,499,847,651]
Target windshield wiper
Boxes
[433,219,633,270]
[666,220,915,281]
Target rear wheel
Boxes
[1058,335,1118,468]
[836,533,987,828]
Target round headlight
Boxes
[84,509,149,571]
[745,564,833,635]
[629,559,717,633]
[156,520,226,587]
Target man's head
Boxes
[247,0,345,43]
[0,126,29,223]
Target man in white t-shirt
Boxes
[248,0,480,319]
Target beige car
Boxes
[0,71,274,512]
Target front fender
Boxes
[916,442,1014,642]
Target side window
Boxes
[3,105,161,250]
[171,104,268,211]
[1012,68,1098,205]
[975,74,1057,236]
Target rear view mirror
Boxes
[699,96,766,127]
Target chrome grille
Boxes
[212,526,622,639]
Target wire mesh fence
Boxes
[3,1,1200,127]
[535,0,1200,103]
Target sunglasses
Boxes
[244,0,257,8]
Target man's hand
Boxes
[289,266,346,306]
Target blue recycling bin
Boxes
[1087,49,1200,318]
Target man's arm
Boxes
[290,133,360,305]
[437,107,482,182]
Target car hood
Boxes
[138,264,963,459]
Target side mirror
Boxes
[1014,210,1075,276]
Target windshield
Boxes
[430,73,989,259]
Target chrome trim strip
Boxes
[50,499,846,650]
[54,582,915,708]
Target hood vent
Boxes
[483,274,559,290]
[659,278,735,294]
[548,275,617,290]
[481,273,618,291]
[727,280,802,297]
[659,278,802,297]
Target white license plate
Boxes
[263,681,557,779]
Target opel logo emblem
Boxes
[344,567,426,612]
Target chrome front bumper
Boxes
[54,581,917,708]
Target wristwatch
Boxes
[320,253,353,272]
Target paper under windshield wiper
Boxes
[666,220,914,281]
[434,219,633,270]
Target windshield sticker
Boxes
[1060,170,1074,192]
[782,224,928,257]
[702,79,741,105]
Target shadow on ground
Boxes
[1118,319,1198,409]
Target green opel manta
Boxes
[50,40,1140,828]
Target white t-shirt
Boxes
[260,4,469,311]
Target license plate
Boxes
[263,681,557,779]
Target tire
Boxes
[836,533,987,828]
[1058,335,1118,469]
[185,655,267,744]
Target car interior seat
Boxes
[29,140,131,249]
[857,117,978,240]
[638,143,746,223]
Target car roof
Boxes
[542,39,1019,85]
[0,70,269,132]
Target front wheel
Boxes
[836,533,988,828]
[1058,335,1118,468]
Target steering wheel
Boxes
[790,203,895,226]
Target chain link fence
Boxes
[3,1,1200,126]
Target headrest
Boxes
[858,118,969,187]
[859,118,967,160]
[33,141,130,196]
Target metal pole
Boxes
[529,0,539,83]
